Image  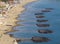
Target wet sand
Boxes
[0,0,36,44]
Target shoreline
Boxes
[0,0,37,44]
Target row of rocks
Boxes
[31,8,54,42]
[14,8,54,43]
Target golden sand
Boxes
[0,0,36,44]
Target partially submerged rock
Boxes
[35,13,44,15]
[41,9,51,12]
[16,38,21,42]
[38,29,53,34]
[45,8,54,10]
[37,20,48,22]
[32,37,50,42]
[36,24,50,27]
[36,15,45,18]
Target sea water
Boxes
[8,0,60,44]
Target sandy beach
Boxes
[0,0,36,44]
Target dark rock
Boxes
[45,8,54,10]
[32,37,50,42]
[9,34,14,37]
[16,38,21,42]
[35,13,44,15]
[36,15,45,18]
[38,29,53,34]
[37,20,48,22]
[42,9,51,12]
[36,24,50,27]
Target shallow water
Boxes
[8,0,60,44]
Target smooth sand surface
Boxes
[0,0,36,44]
